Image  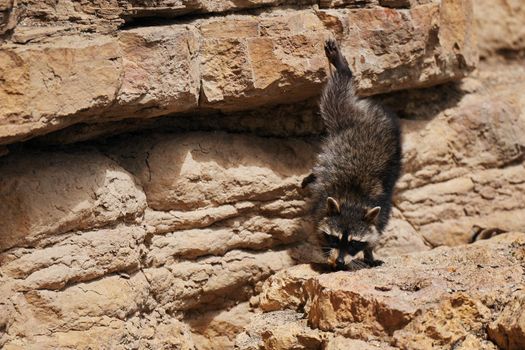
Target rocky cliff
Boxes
[238,233,525,350]
[0,0,524,349]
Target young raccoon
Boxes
[303,39,402,270]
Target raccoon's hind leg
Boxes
[324,39,352,77]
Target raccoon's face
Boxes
[318,197,381,270]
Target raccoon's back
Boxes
[314,97,402,205]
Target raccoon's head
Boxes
[318,197,381,270]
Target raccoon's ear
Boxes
[364,206,381,224]
[326,197,340,216]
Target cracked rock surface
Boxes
[1,0,525,349]
[0,132,310,348]
[237,233,525,350]
[1,58,524,348]
[0,0,477,145]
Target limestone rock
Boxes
[2,1,524,349]
[0,1,477,146]
[0,131,312,347]
[12,0,318,35]
[336,0,477,96]
[148,216,304,263]
[235,310,322,350]
[198,11,327,111]
[392,294,494,349]
[144,249,295,312]
[108,132,315,211]
[2,60,524,349]
[0,28,199,145]
[488,291,525,350]
[259,264,320,312]
[0,151,147,251]
[238,233,525,349]
[200,1,478,109]
[324,336,396,350]
[306,234,524,340]
[396,61,525,246]
[1,273,153,349]
[475,0,525,57]
[115,27,200,118]
[187,302,256,350]
[1,225,145,290]
[0,36,123,144]
[235,310,397,349]
[374,208,431,258]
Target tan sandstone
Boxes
[487,291,525,350]
[0,131,312,347]
[237,233,525,349]
[0,0,477,145]
[1,59,523,350]
[475,0,525,58]
[0,150,147,251]
[2,0,525,348]
[396,61,525,246]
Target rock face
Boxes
[0,0,477,145]
[0,151,147,252]
[0,132,312,348]
[475,0,525,58]
[488,291,525,350]
[1,0,525,349]
[395,60,525,246]
[3,57,524,347]
[237,233,525,350]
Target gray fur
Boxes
[305,39,402,270]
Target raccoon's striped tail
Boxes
[320,39,356,133]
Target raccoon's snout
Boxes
[335,255,346,270]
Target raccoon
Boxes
[303,39,402,270]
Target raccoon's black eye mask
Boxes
[347,240,368,256]
[322,232,369,256]
[322,232,339,247]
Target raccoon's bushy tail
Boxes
[320,40,357,133]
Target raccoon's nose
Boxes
[335,256,345,270]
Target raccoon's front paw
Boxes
[324,39,340,65]
[301,173,316,189]
[366,259,384,268]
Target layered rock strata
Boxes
[2,0,525,348]
[0,132,313,349]
[0,0,477,145]
[2,58,524,348]
[237,233,525,350]
[396,60,525,246]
